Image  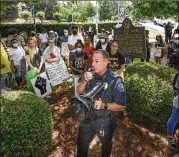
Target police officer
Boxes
[76,49,126,157]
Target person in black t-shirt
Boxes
[109,40,128,121]
[69,40,88,96]
[109,40,125,80]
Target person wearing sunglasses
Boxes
[43,38,61,63]
[68,25,84,57]
[26,37,44,75]
[109,40,128,121]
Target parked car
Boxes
[153,17,176,27]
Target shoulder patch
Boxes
[116,82,125,92]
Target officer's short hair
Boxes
[93,49,109,60]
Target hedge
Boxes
[0,91,52,157]
[125,61,177,123]
[0,22,119,37]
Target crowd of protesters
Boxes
[0,24,179,155]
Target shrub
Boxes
[125,61,177,123]
[19,11,31,22]
[36,11,45,23]
[0,91,52,157]
[0,22,120,37]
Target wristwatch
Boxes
[104,102,108,110]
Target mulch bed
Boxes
[46,87,178,157]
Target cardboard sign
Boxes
[45,59,69,86]
[114,18,146,59]
[61,42,70,56]
[31,72,52,98]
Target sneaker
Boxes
[1,89,8,93]
[5,87,12,91]
[168,138,178,150]
[45,95,51,98]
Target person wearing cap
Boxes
[96,33,111,52]
[68,25,84,56]
[82,35,96,68]
[7,28,25,48]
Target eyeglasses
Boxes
[49,42,54,43]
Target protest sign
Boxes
[31,72,52,98]
[45,59,69,86]
[61,42,70,56]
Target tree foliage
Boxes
[36,11,45,23]
[98,1,117,21]
[53,1,96,23]
[19,11,31,22]
[0,2,18,20]
[126,1,178,21]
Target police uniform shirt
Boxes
[85,68,126,117]
[109,51,125,72]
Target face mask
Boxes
[100,39,106,43]
[64,33,68,36]
[76,48,82,52]
[12,43,18,47]
[174,39,179,44]
[73,31,77,35]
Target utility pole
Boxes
[32,6,36,33]
[96,0,98,34]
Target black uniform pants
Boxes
[77,117,117,157]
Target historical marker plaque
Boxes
[114,18,146,59]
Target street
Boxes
[140,21,165,42]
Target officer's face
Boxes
[92,53,109,75]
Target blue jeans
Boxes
[167,105,179,136]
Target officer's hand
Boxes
[94,98,104,110]
[84,71,93,82]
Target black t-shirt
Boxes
[109,51,125,71]
[26,48,42,69]
[69,51,88,75]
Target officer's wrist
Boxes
[83,78,89,83]
[103,102,108,110]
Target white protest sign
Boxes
[45,59,69,87]
[61,42,70,56]
[31,72,52,98]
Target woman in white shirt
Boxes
[9,39,26,88]
[43,38,61,63]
